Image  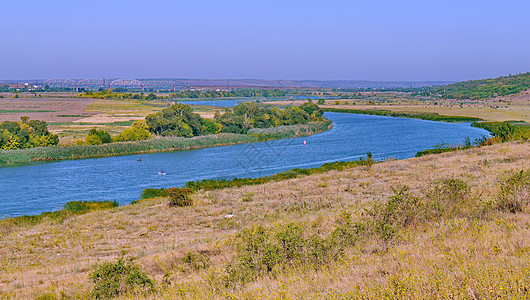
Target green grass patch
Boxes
[0,200,118,229]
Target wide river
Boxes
[0,103,489,217]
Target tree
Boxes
[299,102,323,117]
[85,134,102,145]
[114,120,151,142]
[87,128,112,144]
[145,103,204,137]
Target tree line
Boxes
[145,102,324,137]
[77,89,289,100]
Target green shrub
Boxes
[366,187,425,241]
[86,128,112,144]
[167,187,193,207]
[225,223,342,286]
[182,252,211,271]
[497,170,530,213]
[330,210,364,248]
[139,188,167,199]
[423,178,472,218]
[472,121,530,141]
[63,200,118,214]
[113,120,151,142]
[90,257,154,299]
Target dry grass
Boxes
[268,90,530,123]
[1,141,530,298]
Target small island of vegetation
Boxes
[0,102,329,166]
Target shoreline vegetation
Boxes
[321,107,530,157]
[0,120,331,166]
[1,154,373,223]
[0,101,330,166]
[322,107,483,122]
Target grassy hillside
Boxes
[1,141,529,299]
[424,72,530,100]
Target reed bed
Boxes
[0,121,330,166]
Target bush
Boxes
[63,200,118,214]
[140,188,167,199]
[366,187,425,241]
[113,120,151,142]
[85,134,102,145]
[90,257,154,299]
[497,170,530,213]
[167,187,193,207]
[86,128,112,144]
[423,178,473,218]
[225,223,342,286]
[182,251,211,271]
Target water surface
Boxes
[0,112,489,217]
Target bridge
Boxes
[43,78,182,91]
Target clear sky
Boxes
[2,0,529,81]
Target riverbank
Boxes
[0,120,331,166]
[321,107,483,122]
[1,140,529,298]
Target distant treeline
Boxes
[418,72,530,100]
[77,89,288,100]
[322,107,482,122]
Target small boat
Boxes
[157,171,166,176]
[137,158,142,161]
[303,140,307,145]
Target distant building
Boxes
[0,83,26,89]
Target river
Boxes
[0,107,489,217]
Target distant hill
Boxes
[425,72,530,100]
[137,79,451,89]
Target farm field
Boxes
[0,93,221,145]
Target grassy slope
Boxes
[1,141,529,298]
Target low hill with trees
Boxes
[422,72,530,100]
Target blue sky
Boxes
[2,0,529,81]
